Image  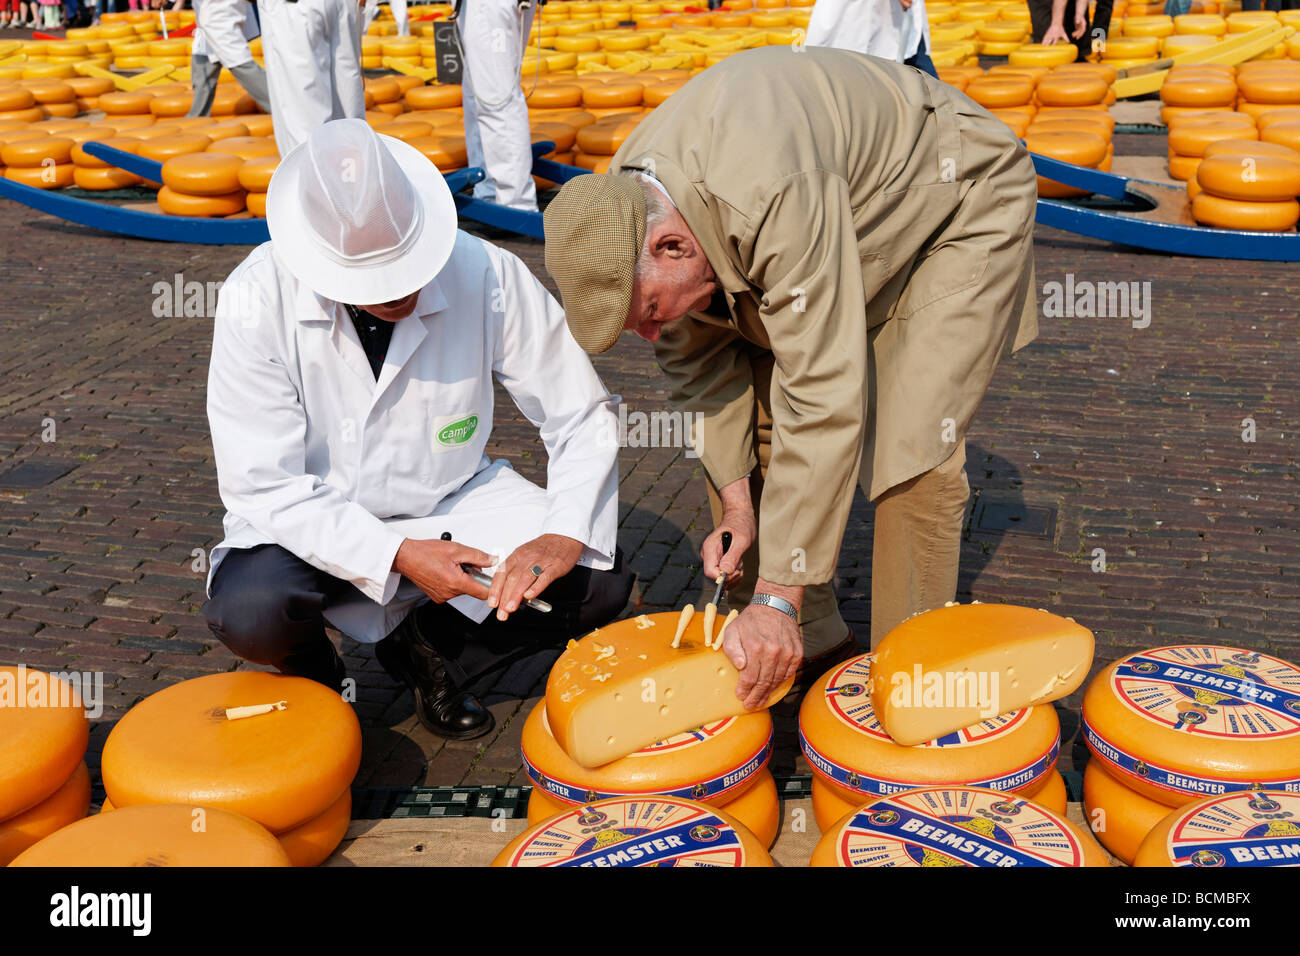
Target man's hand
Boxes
[722,599,802,711]
[1072,5,1089,40]
[394,538,494,604]
[702,506,755,588]
[488,533,584,621]
[1042,22,1069,44]
[898,0,913,9]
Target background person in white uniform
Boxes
[202,120,634,739]
[457,0,539,211]
[805,0,939,77]
[257,0,367,156]
[363,0,409,35]
[187,0,272,117]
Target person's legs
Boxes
[328,0,366,122]
[260,0,334,155]
[202,544,350,688]
[904,35,939,78]
[229,59,273,114]
[185,53,222,117]
[391,0,407,35]
[868,441,969,648]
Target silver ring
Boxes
[530,564,544,577]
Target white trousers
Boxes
[259,0,367,156]
[458,0,538,211]
[363,0,409,35]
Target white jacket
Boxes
[206,231,620,642]
[192,0,260,68]
[805,0,930,63]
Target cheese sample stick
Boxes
[701,602,717,649]
[671,604,695,648]
[224,701,288,721]
[713,609,739,650]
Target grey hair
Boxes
[620,172,673,282]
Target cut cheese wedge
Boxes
[10,803,292,867]
[1134,790,1300,867]
[545,610,795,768]
[869,604,1094,746]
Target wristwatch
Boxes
[751,593,799,623]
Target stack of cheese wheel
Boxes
[11,804,292,867]
[1009,42,1078,68]
[100,672,361,866]
[936,64,984,93]
[573,112,643,172]
[521,700,779,845]
[1166,110,1256,181]
[1,133,75,189]
[810,786,1110,867]
[799,654,1067,832]
[157,150,246,217]
[1101,35,1161,70]
[1082,645,1300,862]
[0,86,43,123]
[25,80,78,120]
[366,76,407,118]
[1134,790,1300,867]
[966,73,1036,136]
[1236,61,1300,120]
[1028,129,1111,197]
[1191,137,1300,230]
[1159,65,1238,126]
[70,133,144,190]
[976,19,1030,57]
[493,795,774,867]
[1082,761,1174,864]
[530,119,579,188]
[238,155,278,217]
[0,666,92,865]
[1035,70,1111,113]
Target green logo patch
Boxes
[436,415,478,447]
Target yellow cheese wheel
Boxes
[101,672,361,833]
[494,796,773,866]
[1,134,74,166]
[195,119,251,142]
[526,84,583,109]
[278,788,350,867]
[64,76,115,98]
[1035,74,1109,106]
[205,135,278,161]
[1174,13,1228,34]
[1028,118,1113,140]
[1161,105,1236,124]
[3,163,76,190]
[581,83,643,108]
[50,124,121,145]
[71,135,141,168]
[1170,120,1259,156]
[11,803,292,867]
[1192,191,1300,229]
[246,191,267,217]
[809,786,1110,867]
[1203,137,1300,162]
[1238,100,1300,121]
[1037,105,1117,129]
[1083,646,1300,806]
[1124,14,1176,35]
[240,114,276,138]
[409,135,468,171]
[530,120,577,152]
[1134,790,1300,867]
[800,653,1060,809]
[977,20,1028,41]
[1238,74,1300,104]
[39,103,79,120]
[99,90,154,115]
[1033,766,1068,813]
[366,77,403,105]
[73,165,144,190]
[159,150,243,195]
[402,84,462,113]
[1262,120,1300,153]
[1196,151,1300,200]
[641,79,686,106]
[574,114,642,154]
[25,81,75,105]
[0,88,36,111]
[136,132,213,162]
[0,106,48,124]
[533,107,598,129]
[966,76,1035,107]
[148,92,193,117]
[1102,35,1161,59]
[523,697,771,810]
[869,604,1094,747]
[1009,43,1078,66]
[1162,33,1220,54]
[1160,74,1238,106]
[374,101,408,118]
[1083,761,1173,865]
[572,151,612,172]
[376,120,433,144]
[545,611,796,770]
[1169,151,1203,181]
[0,762,91,866]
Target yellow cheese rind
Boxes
[869,604,1094,746]
[545,611,795,768]
[1083,761,1171,865]
[0,666,90,822]
[0,761,91,866]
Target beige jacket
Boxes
[611,47,1038,586]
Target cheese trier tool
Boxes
[710,531,733,608]
[440,532,553,613]
[702,531,732,648]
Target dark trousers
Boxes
[203,543,636,693]
[1028,0,1115,63]
[905,35,939,79]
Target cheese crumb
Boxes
[635,615,654,629]
[593,673,612,682]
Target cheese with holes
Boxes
[10,803,291,867]
[869,604,1094,746]
[0,761,91,866]
[1083,761,1172,865]
[802,653,1060,812]
[102,672,361,833]
[810,786,1109,867]
[522,699,775,841]
[1134,790,1300,867]
[493,796,773,867]
[1082,645,1300,807]
[0,665,90,822]
[545,611,795,768]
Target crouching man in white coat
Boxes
[202,119,634,740]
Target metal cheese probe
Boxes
[441,532,553,613]
[710,531,733,607]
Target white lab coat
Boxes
[257,0,367,156]
[459,0,538,211]
[205,231,620,643]
[805,0,930,63]
[192,0,260,68]
[363,0,409,36]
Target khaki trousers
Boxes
[703,353,970,655]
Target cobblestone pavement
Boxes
[0,176,1295,791]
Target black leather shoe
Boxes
[375,610,495,740]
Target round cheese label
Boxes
[1109,645,1300,739]
[826,654,1032,746]
[831,787,1087,868]
[504,797,749,867]
[1166,791,1300,867]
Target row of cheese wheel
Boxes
[0,667,91,865]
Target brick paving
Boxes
[0,164,1296,792]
